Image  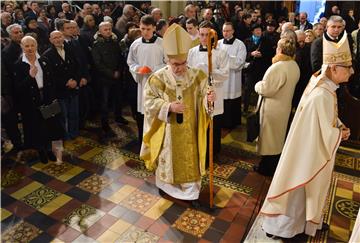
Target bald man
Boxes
[151,8,162,23]
[42,30,80,140]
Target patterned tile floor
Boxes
[1,115,359,243]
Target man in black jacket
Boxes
[42,31,80,140]
[293,30,312,108]
[1,24,24,151]
[243,23,268,113]
[91,22,123,135]
[297,12,313,31]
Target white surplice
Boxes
[217,38,246,99]
[187,45,229,116]
[127,37,166,114]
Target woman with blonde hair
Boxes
[253,38,300,176]
[304,29,316,43]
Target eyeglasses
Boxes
[169,60,187,67]
[336,65,352,70]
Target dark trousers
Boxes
[222,97,242,129]
[206,115,221,167]
[101,84,122,122]
[135,112,144,145]
[257,154,281,176]
[79,86,93,128]
[243,73,262,112]
[59,95,79,140]
[1,108,22,148]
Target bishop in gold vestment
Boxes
[140,24,214,201]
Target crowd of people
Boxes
[1,1,359,240]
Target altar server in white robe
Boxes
[127,15,166,145]
[187,20,229,159]
[140,23,215,206]
[217,22,247,129]
[260,32,353,239]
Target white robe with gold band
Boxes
[261,75,343,238]
[140,66,209,200]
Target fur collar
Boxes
[272,53,294,64]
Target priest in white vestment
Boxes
[217,22,246,129]
[260,32,353,239]
[349,210,360,243]
[187,20,229,160]
[140,24,215,205]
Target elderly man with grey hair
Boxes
[281,22,295,34]
[310,15,347,72]
[151,8,162,23]
[1,11,12,46]
[115,4,136,39]
[2,23,25,152]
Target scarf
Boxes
[272,53,294,64]
[252,35,261,45]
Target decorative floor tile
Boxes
[233,160,255,171]
[1,115,358,243]
[21,186,61,209]
[119,189,160,214]
[127,162,154,179]
[1,208,12,221]
[1,170,24,188]
[41,162,75,178]
[336,153,356,170]
[213,164,236,179]
[173,208,215,238]
[77,174,111,194]
[202,176,253,195]
[63,204,105,232]
[1,220,42,243]
[91,149,123,167]
[115,225,160,243]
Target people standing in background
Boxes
[13,36,64,163]
[185,18,200,48]
[127,15,166,146]
[217,22,246,129]
[188,20,229,162]
[91,22,123,136]
[253,38,300,176]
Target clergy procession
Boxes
[1,1,359,242]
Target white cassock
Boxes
[261,76,343,238]
[127,36,166,114]
[217,37,246,99]
[349,210,360,243]
[187,45,229,116]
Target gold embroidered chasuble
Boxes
[140,66,209,184]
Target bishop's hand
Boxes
[169,101,185,114]
[207,90,216,103]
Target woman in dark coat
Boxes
[23,16,50,54]
[13,36,63,163]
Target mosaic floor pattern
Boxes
[1,114,359,243]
